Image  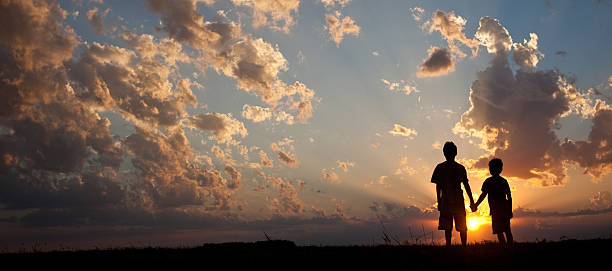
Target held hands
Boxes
[470,202,478,213]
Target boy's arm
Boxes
[507,192,512,211]
[436,184,442,210]
[463,181,475,205]
[474,192,487,207]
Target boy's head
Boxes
[442,141,457,161]
[489,158,503,176]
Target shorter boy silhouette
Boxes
[471,158,513,244]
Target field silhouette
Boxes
[1,239,608,269]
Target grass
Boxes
[1,238,609,269]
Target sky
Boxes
[1,0,612,250]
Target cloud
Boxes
[120,32,188,65]
[365,176,390,188]
[86,7,111,34]
[337,160,354,172]
[389,124,418,138]
[321,170,340,183]
[395,157,417,176]
[231,0,300,33]
[271,143,298,167]
[259,150,274,167]
[320,0,351,8]
[146,1,317,122]
[0,0,125,212]
[455,16,612,185]
[513,33,543,69]
[417,46,455,77]
[189,113,248,145]
[474,16,513,56]
[432,141,441,149]
[325,11,360,47]
[125,127,237,209]
[514,206,612,218]
[224,164,242,190]
[561,108,612,179]
[425,10,479,57]
[68,41,197,127]
[380,79,419,95]
[410,7,425,22]
[265,176,303,214]
[590,191,612,210]
[242,104,272,122]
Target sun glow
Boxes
[467,214,491,231]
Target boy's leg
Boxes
[455,213,468,246]
[497,233,506,244]
[460,231,467,246]
[505,231,513,244]
[445,230,452,246]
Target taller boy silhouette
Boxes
[431,141,475,246]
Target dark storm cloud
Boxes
[455,16,612,185]
[417,47,454,77]
[0,0,123,212]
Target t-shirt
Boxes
[481,175,512,218]
[431,161,468,212]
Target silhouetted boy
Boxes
[431,141,475,246]
[472,158,513,244]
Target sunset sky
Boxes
[1,0,612,250]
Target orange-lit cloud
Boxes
[271,143,298,167]
[146,0,317,121]
[424,10,479,57]
[381,79,420,95]
[410,7,425,22]
[320,0,351,8]
[232,0,300,33]
[389,124,418,138]
[325,11,360,47]
[86,7,110,34]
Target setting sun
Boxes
[467,215,491,231]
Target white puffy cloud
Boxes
[513,33,543,69]
[474,16,513,56]
[242,104,272,122]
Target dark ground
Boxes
[1,239,609,270]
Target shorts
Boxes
[491,215,511,234]
[438,210,467,232]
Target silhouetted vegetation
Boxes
[1,238,609,269]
